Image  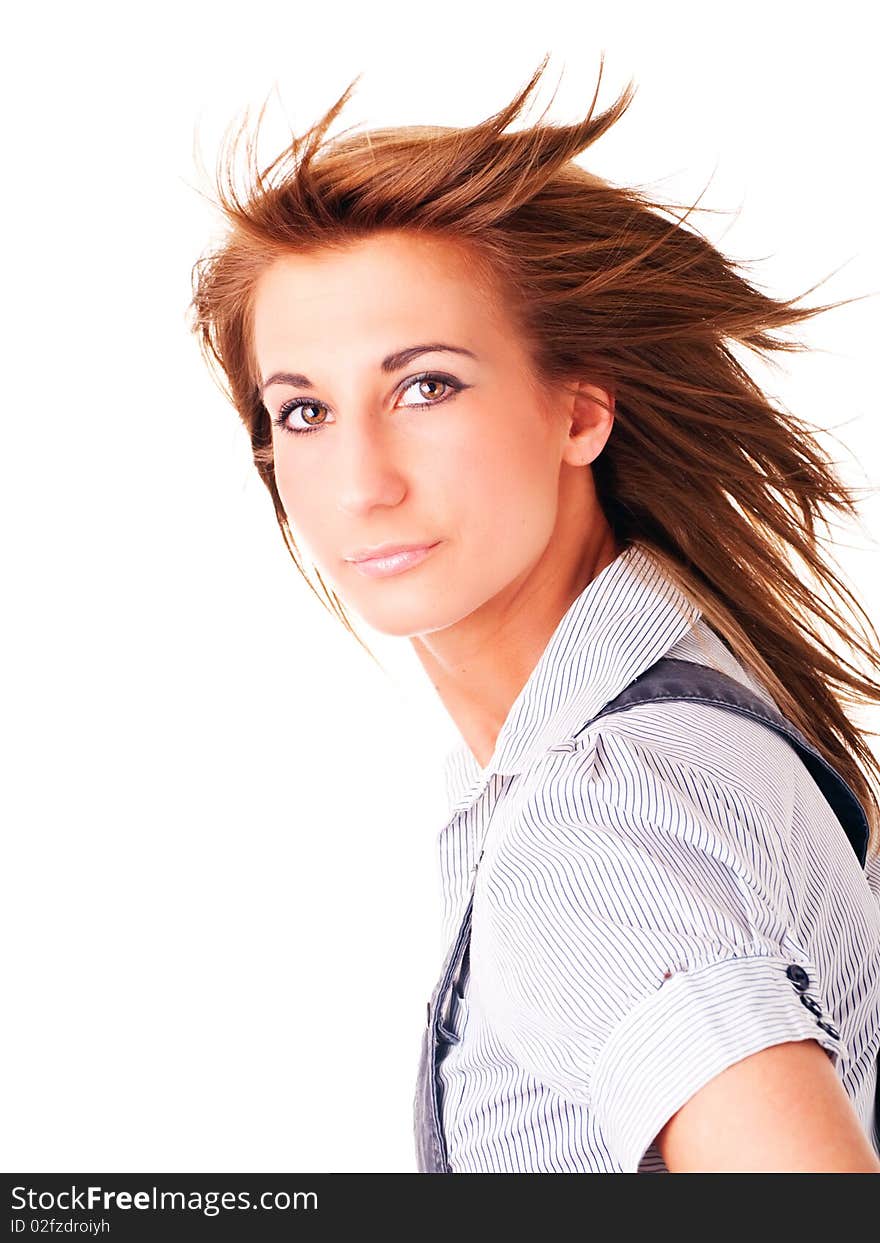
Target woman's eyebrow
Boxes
[259,343,478,397]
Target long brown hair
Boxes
[188,54,880,859]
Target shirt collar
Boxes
[441,540,702,818]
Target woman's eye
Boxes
[271,372,464,436]
[398,374,456,407]
[274,400,328,436]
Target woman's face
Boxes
[252,230,610,639]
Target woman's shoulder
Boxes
[506,618,879,915]
[555,618,798,826]
[493,622,814,912]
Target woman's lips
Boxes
[348,541,441,578]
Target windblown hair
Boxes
[188,54,880,858]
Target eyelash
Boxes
[270,371,465,436]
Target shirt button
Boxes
[817,1019,840,1039]
[799,993,823,1017]
[785,964,810,991]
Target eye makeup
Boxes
[270,371,468,436]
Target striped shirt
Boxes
[435,541,880,1172]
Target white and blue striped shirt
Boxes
[435,541,880,1172]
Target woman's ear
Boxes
[561,380,615,466]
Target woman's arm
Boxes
[655,1038,880,1172]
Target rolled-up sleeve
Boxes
[481,727,851,1172]
[590,950,848,1172]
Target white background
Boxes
[3,0,878,1172]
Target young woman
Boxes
[188,56,880,1173]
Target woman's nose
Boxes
[334,425,409,515]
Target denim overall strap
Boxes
[413,655,874,1170]
[413,889,475,1172]
[588,657,869,868]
